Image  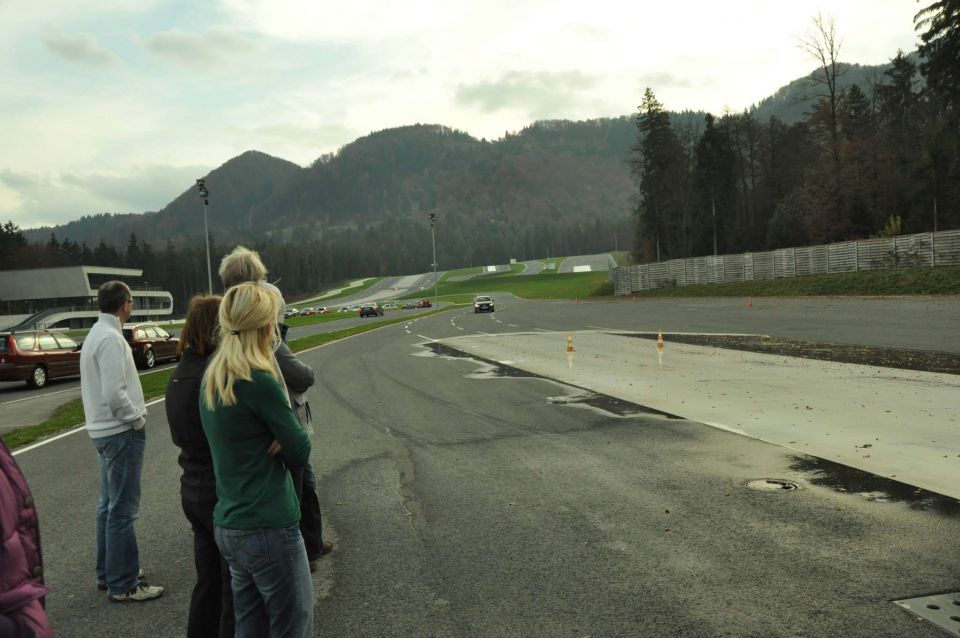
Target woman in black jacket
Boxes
[165,295,234,638]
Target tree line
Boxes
[1,212,629,315]
[631,4,959,262]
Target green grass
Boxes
[610,251,632,267]
[2,304,462,450]
[629,266,960,298]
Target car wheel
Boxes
[27,365,47,389]
[144,349,156,368]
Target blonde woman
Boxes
[200,282,313,638]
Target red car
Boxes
[0,329,82,388]
[123,323,180,369]
[415,299,433,308]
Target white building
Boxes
[0,265,174,330]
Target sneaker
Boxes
[109,582,164,603]
[97,567,144,591]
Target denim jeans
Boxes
[94,428,145,595]
[214,524,313,638]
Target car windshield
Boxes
[476,296,491,302]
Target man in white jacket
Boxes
[80,281,164,603]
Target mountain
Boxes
[26,151,302,247]
[23,55,914,251]
[749,52,922,123]
[25,120,638,252]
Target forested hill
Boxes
[750,54,921,123]
[24,119,638,254]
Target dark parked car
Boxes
[123,323,179,369]
[415,299,433,308]
[359,303,384,317]
[0,329,82,388]
[473,295,495,313]
[401,302,417,310]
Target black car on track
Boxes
[473,296,495,313]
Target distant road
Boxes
[558,252,616,273]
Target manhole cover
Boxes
[745,479,801,492]
[894,592,960,636]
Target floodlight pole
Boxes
[430,212,438,307]
[197,179,213,293]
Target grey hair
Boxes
[219,245,268,289]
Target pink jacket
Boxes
[0,441,53,638]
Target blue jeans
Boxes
[214,524,313,638]
[94,428,145,595]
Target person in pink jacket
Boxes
[0,440,53,638]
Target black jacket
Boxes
[165,350,217,503]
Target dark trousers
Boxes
[289,463,324,560]
[181,498,235,638]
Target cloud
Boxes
[0,165,208,229]
[42,32,122,67]
[145,27,260,70]
[636,72,695,90]
[456,71,600,118]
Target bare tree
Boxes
[799,13,844,165]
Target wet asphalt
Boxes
[9,295,960,637]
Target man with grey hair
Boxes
[80,281,164,602]
[218,246,332,569]
[218,245,267,289]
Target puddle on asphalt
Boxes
[418,342,682,419]
[418,342,958,513]
[790,455,960,516]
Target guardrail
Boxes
[612,229,960,295]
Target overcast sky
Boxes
[0,1,923,231]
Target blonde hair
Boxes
[219,245,268,289]
[202,282,283,409]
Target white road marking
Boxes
[507,324,519,328]
[14,319,419,456]
[1,363,176,407]
[1,386,79,406]
[12,396,166,457]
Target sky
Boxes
[0,0,924,231]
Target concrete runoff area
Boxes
[436,330,960,500]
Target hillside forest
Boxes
[1,1,957,313]
[632,8,959,262]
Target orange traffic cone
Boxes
[566,333,575,353]
[747,296,753,308]
[657,330,664,350]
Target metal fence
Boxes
[612,229,960,295]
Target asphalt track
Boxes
[7,294,960,637]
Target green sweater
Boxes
[200,370,311,530]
